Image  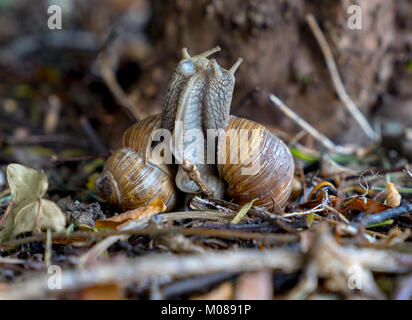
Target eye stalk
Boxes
[228,58,243,75]
[179,60,197,76]
[179,46,222,77]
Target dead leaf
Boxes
[95,199,166,230]
[301,197,391,215]
[6,163,48,203]
[287,223,386,299]
[79,283,124,300]
[331,197,391,214]
[386,182,401,208]
[0,164,66,242]
[11,200,66,238]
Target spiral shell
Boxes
[217,116,295,212]
[95,115,178,211]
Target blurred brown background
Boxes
[0,0,410,172]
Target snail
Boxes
[94,115,178,211]
[95,47,295,213]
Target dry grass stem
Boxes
[306,13,378,142]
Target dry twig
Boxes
[306,14,378,142]
[269,94,355,155]
[181,161,215,197]
[0,225,299,249]
[358,202,412,228]
[2,236,412,299]
[100,62,144,121]
[0,249,301,299]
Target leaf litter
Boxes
[0,4,412,299]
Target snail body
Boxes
[95,48,295,213]
[161,47,242,197]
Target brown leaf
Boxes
[0,164,66,242]
[95,200,166,230]
[79,283,123,300]
[301,197,391,214]
[334,197,391,214]
[385,182,401,208]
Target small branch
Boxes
[0,257,27,264]
[0,225,298,249]
[2,243,412,299]
[282,205,325,218]
[34,199,42,234]
[78,234,129,267]
[181,160,214,197]
[269,94,355,155]
[344,166,409,180]
[0,249,301,299]
[198,197,297,233]
[358,202,412,228]
[160,210,235,221]
[100,61,143,121]
[44,229,52,268]
[306,13,378,142]
[75,211,234,266]
[404,169,412,180]
[393,275,412,300]
[193,196,288,222]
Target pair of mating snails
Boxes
[95,47,295,213]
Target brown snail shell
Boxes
[218,116,295,212]
[96,114,294,213]
[95,115,178,211]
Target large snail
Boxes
[95,47,295,213]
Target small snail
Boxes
[95,47,295,213]
[94,115,178,211]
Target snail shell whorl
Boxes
[95,115,177,211]
[218,116,295,212]
[122,114,161,159]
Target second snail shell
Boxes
[95,115,178,211]
[218,116,294,212]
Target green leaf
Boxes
[289,146,319,163]
[0,164,66,243]
[8,200,65,239]
[307,212,315,228]
[232,198,258,224]
[366,219,394,229]
[330,154,364,164]
[6,163,48,203]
